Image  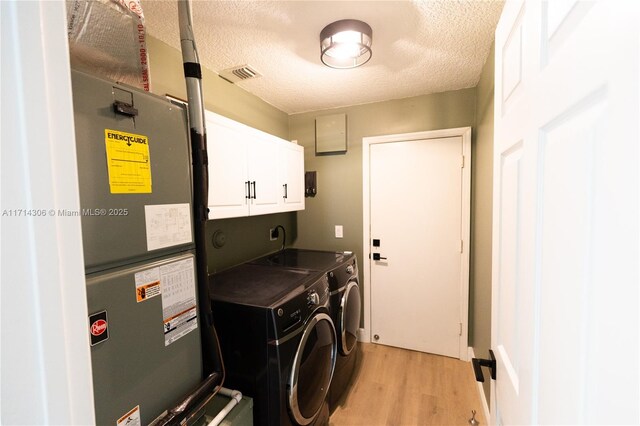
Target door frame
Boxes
[2,0,95,423]
[362,127,472,360]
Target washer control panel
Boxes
[271,273,330,338]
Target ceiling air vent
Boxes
[219,65,262,84]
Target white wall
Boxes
[1,1,95,424]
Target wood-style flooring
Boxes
[329,343,487,426]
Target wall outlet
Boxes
[335,225,343,239]
[270,228,278,241]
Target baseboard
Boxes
[468,347,491,423]
[357,328,370,343]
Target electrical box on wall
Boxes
[315,113,347,154]
[305,171,317,197]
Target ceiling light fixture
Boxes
[320,19,372,69]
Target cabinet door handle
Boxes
[245,181,251,200]
[251,181,256,199]
[283,183,288,199]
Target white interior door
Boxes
[492,1,639,424]
[2,1,94,423]
[366,128,471,360]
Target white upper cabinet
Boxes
[278,140,304,211]
[246,132,281,216]
[206,113,249,219]
[205,110,304,219]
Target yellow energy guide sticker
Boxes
[104,129,152,193]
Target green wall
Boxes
[147,36,294,272]
[147,36,288,138]
[472,43,495,403]
[205,213,297,274]
[148,38,495,397]
[288,89,477,323]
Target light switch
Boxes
[335,225,343,238]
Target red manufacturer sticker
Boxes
[89,310,109,346]
[91,319,107,336]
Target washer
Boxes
[209,264,336,426]
[251,249,362,412]
[325,255,360,412]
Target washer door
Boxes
[339,281,361,356]
[289,312,337,425]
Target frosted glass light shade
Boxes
[320,19,372,69]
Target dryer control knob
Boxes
[346,265,354,275]
[307,291,320,306]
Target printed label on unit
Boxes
[134,267,161,303]
[144,204,192,251]
[160,258,198,346]
[89,310,109,346]
[104,129,152,194]
[116,405,141,426]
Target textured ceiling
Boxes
[141,1,504,114]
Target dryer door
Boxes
[289,312,337,425]
[339,281,361,356]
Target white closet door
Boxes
[492,1,639,424]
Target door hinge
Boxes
[459,323,463,336]
[460,240,463,253]
[461,155,465,168]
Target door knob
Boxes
[372,253,387,261]
[472,349,496,382]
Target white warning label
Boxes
[134,267,161,303]
[116,405,141,426]
[144,203,192,251]
[160,258,198,346]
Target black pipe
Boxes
[275,224,286,252]
[177,0,224,380]
[152,4,227,424]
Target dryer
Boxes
[251,249,362,412]
[325,254,360,412]
[209,264,336,426]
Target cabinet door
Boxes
[279,141,305,211]
[247,134,281,216]
[206,113,250,219]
